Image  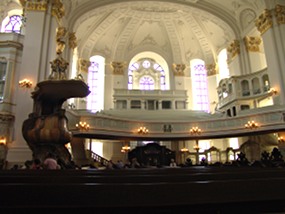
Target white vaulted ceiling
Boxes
[64,0,265,64]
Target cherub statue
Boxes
[49,56,69,80]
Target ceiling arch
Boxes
[66,0,262,64]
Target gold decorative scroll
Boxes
[52,0,65,22]
[206,64,217,76]
[20,0,48,11]
[275,4,285,25]
[255,9,273,35]
[111,62,126,75]
[68,32,77,50]
[56,26,67,55]
[78,58,90,73]
[227,40,240,59]
[244,36,262,52]
[172,64,186,76]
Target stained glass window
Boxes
[191,60,209,112]
[4,15,22,33]
[87,56,105,112]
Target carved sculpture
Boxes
[22,26,90,166]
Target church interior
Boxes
[1,0,285,212]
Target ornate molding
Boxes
[275,4,285,25]
[111,62,126,75]
[51,0,65,22]
[244,36,262,52]
[78,58,90,73]
[0,113,14,122]
[206,64,217,76]
[255,9,273,35]
[172,64,186,76]
[0,41,23,50]
[20,0,48,11]
[68,32,77,50]
[227,40,240,59]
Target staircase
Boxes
[88,150,109,167]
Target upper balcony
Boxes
[216,68,274,109]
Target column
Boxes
[255,5,285,104]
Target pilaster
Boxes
[255,5,285,104]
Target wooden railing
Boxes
[89,150,109,167]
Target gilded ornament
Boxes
[255,9,273,35]
[275,4,285,25]
[78,58,90,73]
[49,56,69,80]
[244,36,261,52]
[111,62,126,75]
[68,32,77,50]
[227,40,240,59]
[173,64,186,76]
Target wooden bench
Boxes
[1,167,285,213]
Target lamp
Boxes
[121,145,131,153]
[269,88,277,95]
[193,143,200,152]
[19,79,33,88]
[0,136,6,145]
[245,120,259,129]
[76,121,90,131]
[180,147,189,153]
[190,126,201,135]
[278,136,284,143]
[137,126,148,134]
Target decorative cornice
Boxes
[244,36,262,52]
[255,9,273,35]
[0,113,15,122]
[78,58,90,73]
[275,4,285,25]
[111,62,126,75]
[20,0,48,11]
[0,41,23,50]
[172,64,186,76]
[227,40,240,59]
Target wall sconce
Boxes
[180,147,189,153]
[278,136,284,143]
[190,126,202,135]
[0,136,6,145]
[76,121,90,131]
[137,126,148,134]
[245,120,259,129]
[269,88,277,95]
[193,144,200,152]
[121,145,131,153]
[19,79,33,88]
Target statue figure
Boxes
[49,56,69,80]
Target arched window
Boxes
[87,55,105,112]
[217,49,229,81]
[1,15,22,33]
[190,59,209,112]
[262,74,270,92]
[139,75,154,90]
[252,77,260,95]
[0,58,7,101]
[241,80,250,96]
[128,58,166,90]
